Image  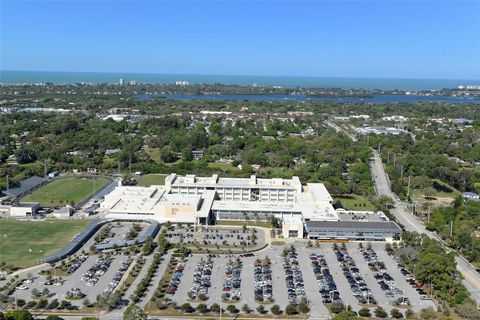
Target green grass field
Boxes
[0,220,91,270]
[146,147,162,164]
[137,174,168,186]
[22,177,109,206]
[334,194,376,211]
[411,179,461,199]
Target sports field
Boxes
[0,219,91,270]
[137,174,168,186]
[22,177,109,206]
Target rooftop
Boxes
[3,175,47,197]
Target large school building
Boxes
[100,173,401,240]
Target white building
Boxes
[9,202,40,217]
[101,173,399,240]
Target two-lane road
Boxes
[370,150,480,304]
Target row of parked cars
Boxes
[387,247,431,301]
[361,248,404,299]
[167,261,186,295]
[188,259,212,300]
[283,248,306,304]
[309,253,341,304]
[67,254,88,274]
[334,246,376,305]
[80,258,110,287]
[254,260,273,302]
[104,257,133,294]
[222,259,242,301]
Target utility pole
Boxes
[450,220,453,237]
[6,175,9,193]
[427,205,431,222]
[44,159,48,179]
[407,176,411,199]
[393,154,396,167]
[412,195,415,215]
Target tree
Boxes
[285,304,298,315]
[330,301,345,314]
[270,304,281,315]
[358,308,371,317]
[181,148,193,162]
[142,236,153,255]
[210,303,220,313]
[226,305,237,314]
[298,297,310,313]
[196,303,208,314]
[46,316,64,320]
[2,311,34,320]
[374,307,388,318]
[404,309,415,319]
[241,304,250,313]
[331,310,361,320]
[390,308,404,319]
[456,298,480,320]
[256,305,265,314]
[180,303,194,313]
[419,307,437,320]
[123,305,147,320]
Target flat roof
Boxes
[169,174,301,190]
[306,220,402,232]
[307,183,333,202]
[3,175,47,197]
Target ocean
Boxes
[1,70,479,91]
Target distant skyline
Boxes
[1,1,480,80]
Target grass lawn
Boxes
[146,147,162,164]
[411,179,461,199]
[215,220,272,228]
[0,219,91,270]
[137,174,168,186]
[333,194,376,211]
[22,177,109,206]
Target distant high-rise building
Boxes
[119,78,124,86]
[129,80,137,85]
[175,81,189,86]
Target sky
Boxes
[1,1,479,79]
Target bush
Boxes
[270,304,281,315]
[358,307,371,317]
[390,308,403,318]
[196,303,208,314]
[330,302,345,314]
[180,303,194,313]
[285,304,298,315]
[374,306,388,318]
[226,304,238,314]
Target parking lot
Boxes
[14,252,133,307]
[10,221,146,309]
[166,241,433,317]
[6,220,435,317]
[165,226,266,250]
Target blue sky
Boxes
[1,1,479,79]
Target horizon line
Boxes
[2,69,479,82]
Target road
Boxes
[325,120,358,142]
[370,150,480,304]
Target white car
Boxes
[16,285,28,290]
